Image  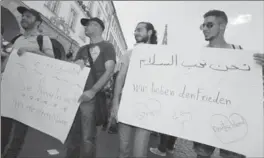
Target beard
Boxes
[135,35,149,43]
[21,22,35,30]
[204,31,220,42]
[205,37,210,41]
[205,35,215,41]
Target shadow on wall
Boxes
[1,6,20,41]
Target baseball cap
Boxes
[80,17,105,30]
[17,6,42,23]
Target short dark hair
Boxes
[138,22,158,44]
[204,10,228,24]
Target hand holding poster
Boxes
[1,50,90,143]
[118,44,263,157]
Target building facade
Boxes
[1,0,127,68]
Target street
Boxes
[18,126,221,158]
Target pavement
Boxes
[18,126,221,158]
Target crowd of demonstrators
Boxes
[1,5,264,158]
[1,6,116,158]
[108,9,264,158]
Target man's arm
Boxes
[112,51,131,106]
[42,36,54,58]
[90,43,116,93]
[90,60,116,93]
[107,51,131,125]
[112,62,128,106]
[78,43,116,103]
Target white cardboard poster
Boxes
[118,44,263,157]
[1,50,90,143]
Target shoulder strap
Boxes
[10,34,23,44]
[37,35,43,51]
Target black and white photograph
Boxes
[1,1,263,158]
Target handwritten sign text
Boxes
[1,50,90,143]
[118,44,263,157]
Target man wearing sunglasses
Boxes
[193,9,264,158]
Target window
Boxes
[102,19,106,26]
[105,5,109,13]
[79,27,86,43]
[106,5,112,21]
[118,49,121,58]
[68,8,78,30]
[97,9,101,18]
[102,18,107,31]
[120,50,122,58]
[109,33,114,44]
[113,40,117,51]
[105,5,110,17]
[115,27,119,36]
[87,1,94,11]
[116,50,119,58]
[44,1,60,14]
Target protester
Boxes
[65,17,116,158]
[109,22,158,158]
[150,135,177,156]
[192,9,263,158]
[2,6,54,158]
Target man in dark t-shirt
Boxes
[65,17,116,158]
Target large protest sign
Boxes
[1,50,90,143]
[118,44,263,157]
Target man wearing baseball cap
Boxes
[2,6,54,158]
[65,17,116,158]
[2,6,54,58]
[80,17,106,31]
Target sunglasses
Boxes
[200,22,214,30]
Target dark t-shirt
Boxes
[75,40,116,91]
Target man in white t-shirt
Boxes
[2,6,54,158]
